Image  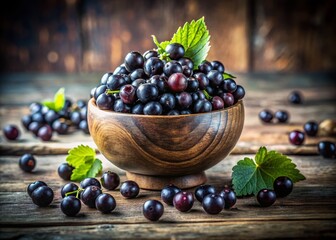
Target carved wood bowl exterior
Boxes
[88,98,244,190]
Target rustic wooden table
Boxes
[0,73,335,239]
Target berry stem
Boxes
[203,90,212,100]
[65,188,84,198]
[105,89,120,95]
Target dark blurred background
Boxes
[0,0,336,73]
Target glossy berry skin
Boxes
[273,176,293,198]
[198,61,212,74]
[80,178,101,189]
[257,189,276,207]
[94,85,108,100]
[207,70,223,87]
[193,73,209,90]
[120,84,137,104]
[143,101,163,115]
[318,141,336,158]
[61,196,81,217]
[193,99,212,113]
[28,122,42,136]
[232,85,245,102]
[113,99,131,113]
[303,121,319,136]
[211,61,225,73]
[165,43,185,60]
[163,61,183,77]
[161,184,181,206]
[176,92,192,109]
[219,188,237,209]
[120,180,140,199]
[173,191,194,212]
[143,50,158,60]
[195,185,216,202]
[136,83,159,103]
[95,193,116,213]
[275,110,289,123]
[19,154,36,172]
[31,186,54,207]
[79,120,89,134]
[101,171,120,190]
[52,120,69,135]
[186,77,199,92]
[144,57,164,76]
[143,199,164,221]
[289,130,305,146]
[58,163,74,181]
[81,186,103,208]
[222,79,237,93]
[61,182,79,198]
[101,72,113,85]
[202,194,224,215]
[288,91,302,104]
[3,124,20,140]
[168,73,188,92]
[211,96,224,110]
[259,110,273,123]
[124,51,144,72]
[37,125,53,141]
[27,181,47,197]
[159,93,176,113]
[107,74,126,90]
[131,103,144,114]
[21,115,33,130]
[220,93,235,107]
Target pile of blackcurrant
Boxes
[91,43,245,115]
[27,181,54,207]
[2,98,89,142]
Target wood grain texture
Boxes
[88,99,244,177]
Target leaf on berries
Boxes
[66,145,102,181]
[232,146,306,196]
[223,72,236,79]
[42,87,65,112]
[152,17,210,68]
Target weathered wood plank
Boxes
[1,220,336,240]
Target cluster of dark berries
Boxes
[289,121,335,158]
[2,99,89,142]
[160,184,236,216]
[27,181,54,207]
[257,176,293,207]
[91,43,245,115]
[259,109,289,123]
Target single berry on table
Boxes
[19,154,36,172]
[80,177,101,189]
[161,184,181,206]
[31,186,54,207]
[202,194,224,215]
[61,196,81,217]
[275,110,289,123]
[219,188,237,209]
[37,125,53,141]
[3,124,20,140]
[259,109,273,123]
[120,180,140,199]
[61,182,79,198]
[95,193,116,213]
[101,171,120,190]
[173,191,194,212]
[303,121,319,136]
[273,176,293,198]
[257,189,276,207]
[58,163,74,181]
[288,91,303,104]
[194,185,216,202]
[318,141,336,158]
[289,130,305,145]
[143,199,164,221]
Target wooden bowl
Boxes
[88,98,244,190]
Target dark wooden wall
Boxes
[0,0,335,73]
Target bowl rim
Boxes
[88,98,243,118]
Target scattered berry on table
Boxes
[318,141,336,158]
[143,199,164,221]
[257,189,276,207]
[173,191,194,212]
[202,194,224,215]
[194,185,216,202]
[273,176,293,198]
[101,171,120,190]
[95,193,116,213]
[58,163,74,181]
[161,184,181,206]
[120,180,140,199]
[289,130,305,146]
[303,121,319,137]
[19,154,36,172]
[61,196,81,217]
[3,124,20,140]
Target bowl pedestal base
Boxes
[126,171,207,190]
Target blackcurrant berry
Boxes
[61,196,81,217]
[219,188,237,209]
[120,180,140,199]
[101,171,120,190]
[173,191,194,212]
[58,163,74,181]
[257,189,276,207]
[143,199,164,221]
[259,110,273,123]
[19,154,36,172]
[80,177,101,189]
[195,185,216,202]
[161,184,181,206]
[273,176,293,198]
[3,124,20,140]
[275,110,289,123]
[202,194,224,214]
[124,51,144,72]
[318,141,336,158]
[303,121,319,136]
[27,181,47,197]
[61,182,79,198]
[95,193,116,213]
[31,186,54,207]
[289,130,305,145]
[165,43,185,60]
[81,186,102,208]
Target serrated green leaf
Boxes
[232,147,306,196]
[42,100,55,110]
[54,88,65,112]
[223,72,236,79]
[170,17,210,68]
[70,163,92,181]
[66,145,96,168]
[86,158,103,178]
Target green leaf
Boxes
[42,88,65,112]
[223,72,236,79]
[232,147,306,196]
[152,17,210,68]
[66,145,102,181]
[42,100,55,110]
[66,145,96,168]
[54,87,65,112]
[86,158,103,178]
